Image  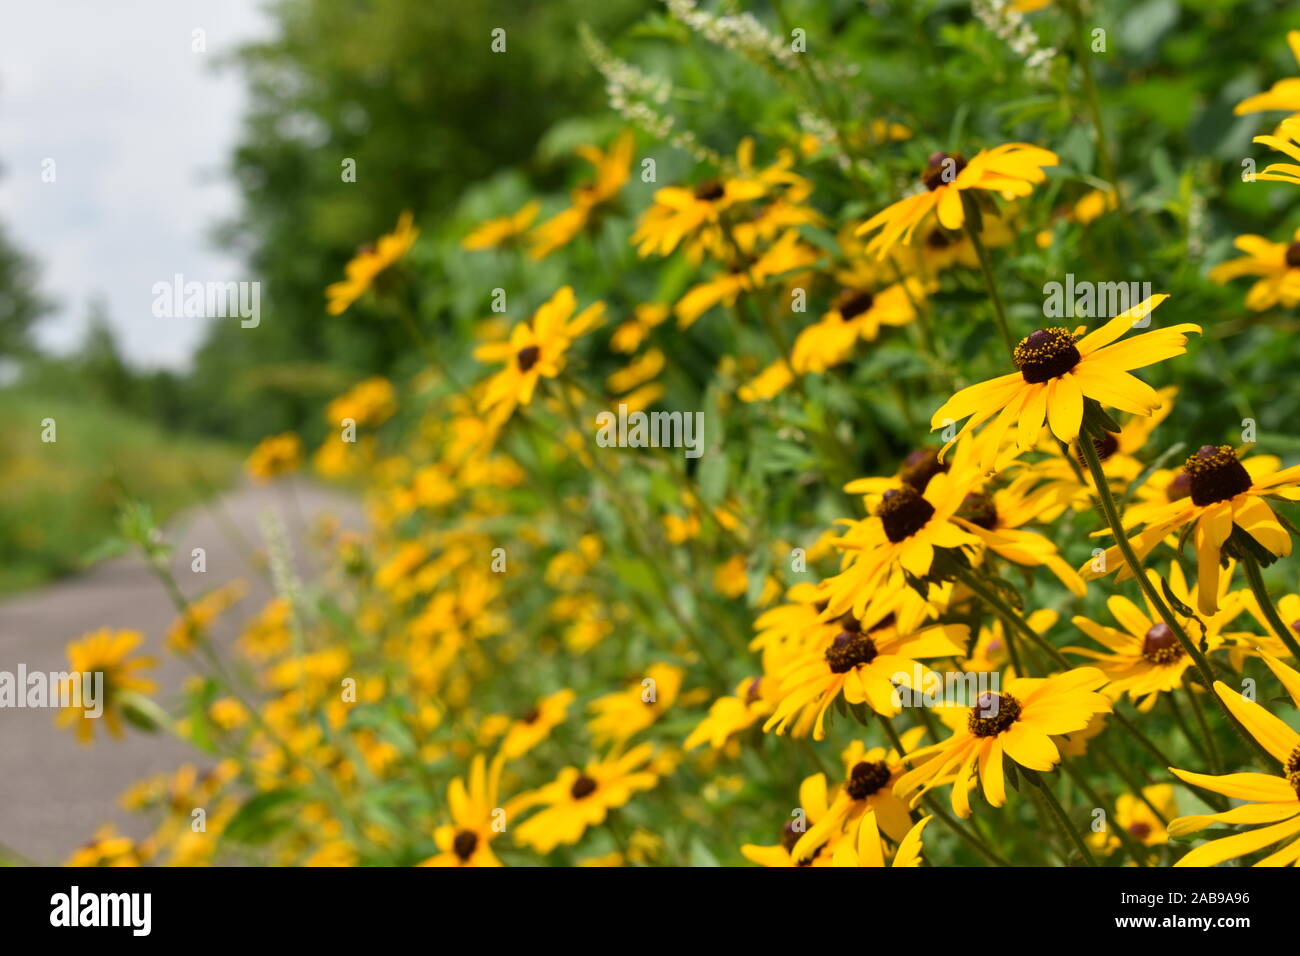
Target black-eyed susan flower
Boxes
[1088,784,1175,856]
[764,611,967,739]
[418,753,506,867]
[930,295,1199,471]
[831,809,932,867]
[673,229,819,328]
[1208,228,1300,309]
[513,744,659,854]
[857,144,1058,258]
[1085,445,1300,614]
[790,278,928,373]
[587,663,683,746]
[821,468,983,620]
[325,211,417,315]
[528,131,635,260]
[473,286,604,425]
[790,735,925,861]
[245,432,303,482]
[461,199,541,251]
[1068,565,1245,711]
[1167,654,1300,866]
[498,689,576,760]
[57,628,158,744]
[740,772,840,867]
[684,676,780,750]
[895,667,1111,817]
[165,580,247,654]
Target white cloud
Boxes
[0,0,272,369]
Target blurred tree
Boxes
[0,218,50,359]
[189,0,644,440]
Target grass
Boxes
[0,387,242,593]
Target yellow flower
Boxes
[1252,117,1300,185]
[325,211,417,315]
[1235,31,1300,129]
[245,432,302,482]
[419,754,507,867]
[513,744,660,854]
[712,554,748,598]
[831,810,933,867]
[895,667,1111,818]
[791,278,927,373]
[461,199,540,251]
[166,580,247,653]
[1089,785,1176,855]
[1167,654,1300,866]
[673,230,819,328]
[528,131,634,259]
[930,295,1199,471]
[66,825,145,867]
[1208,228,1300,309]
[57,628,157,744]
[684,676,780,750]
[857,144,1057,258]
[587,663,683,746]
[1069,564,1244,710]
[326,376,396,428]
[1085,445,1300,614]
[499,689,576,760]
[741,772,842,867]
[472,287,604,425]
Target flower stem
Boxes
[1240,550,1300,660]
[1026,769,1098,867]
[961,197,1015,357]
[955,567,1069,669]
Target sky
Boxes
[0,0,272,370]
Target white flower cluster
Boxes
[664,0,797,70]
[580,25,726,167]
[972,0,1057,83]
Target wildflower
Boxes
[246,432,303,482]
[326,376,397,428]
[741,773,840,867]
[419,754,507,867]
[895,667,1111,817]
[1252,117,1300,185]
[1069,565,1244,711]
[1089,785,1175,856]
[499,689,576,760]
[673,230,819,328]
[1085,445,1300,614]
[791,278,928,373]
[325,211,417,314]
[165,580,247,653]
[1167,654,1300,866]
[587,663,683,746]
[1208,229,1300,309]
[473,286,604,425]
[1234,31,1300,130]
[461,199,540,251]
[528,131,635,259]
[831,810,933,867]
[57,628,157,744]
[930,295,1198,471]
[685,676,780,750]
[858,144,1057,258]
[513,744,660,854]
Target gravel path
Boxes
[0,479,362,865]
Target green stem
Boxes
[1058,756,1149,866]
[1027,769,1098,866]
[1240,551,1300,660]
[961,197,1015,357]
[955,567,1069,669]
[1078,432,1274,765]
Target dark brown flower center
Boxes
[1128,821,1152,841]
[958,492,999,530]
[517,345,541,372]
[968,692,1022,737]
[745,677,764,703]
[521,707,541,724]
[921,151,968,191]
[1287,242,1300,269]
[453,829,479,861]
[846,760,892,800]
[780,819,803,852]
[570,775,598,800]
[1141,622,1183,665]
[878,486,936,543]
[1014,328,1081,383]
[1287,746,1300,799]
[835,288,875,321]
[1185,445,1252,506]
[926,228,955,249]
[899,448,948,491]
[694,178,726,201]
[824,630,879,673]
